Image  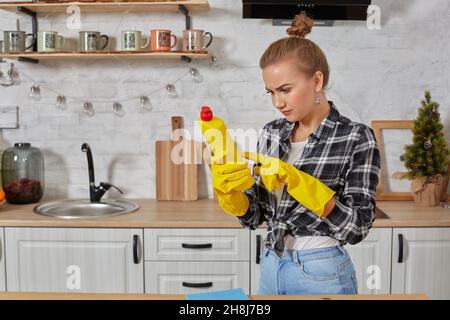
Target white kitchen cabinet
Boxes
[0,228,5,292]
[391,228,450,300]
[144,228,251,294]
[250,228,392,295]
[345,228,392,294]
[5,227,144,293]
[145,261,250,294]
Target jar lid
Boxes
[14,143,31,148]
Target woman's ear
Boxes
[312,71,324,92]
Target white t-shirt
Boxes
[275,138,339,251]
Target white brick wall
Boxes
[0,0,449,199]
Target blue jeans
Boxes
[257,245,358,295]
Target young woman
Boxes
[211,14,381,295]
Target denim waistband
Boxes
[267,245,345,264]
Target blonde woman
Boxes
[211,14,381,295]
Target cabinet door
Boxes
[345,228,392,294]
[0,228,5,292]
[5,228,144,293]
[145,261,250,294]
[391,228,450,300]
[250,228,392,295]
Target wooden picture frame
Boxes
[372,120,415,201]
[372,120,450,201]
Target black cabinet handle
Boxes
[256,235,261,264]
[182,243,212,249]
[182,281,213,288]
[133,234,140,264]
[398,234,404,263]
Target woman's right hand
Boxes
[211,162,255,194]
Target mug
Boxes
[79,31,109,52]
[3,31,34,53]
[150,29,177,52]
[37,31,58,52]
[120,30,150,51]
[182,29,213,52]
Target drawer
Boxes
[144,228,250,261]
[145,261,249,294]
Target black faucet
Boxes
[81,143,123,202]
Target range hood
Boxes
[243,0,372,22]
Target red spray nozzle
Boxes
[200,105,213,121]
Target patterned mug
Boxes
[3,31,34,53]
[121,30,150,51]
[150,29,177,52]
[182,29,213,52]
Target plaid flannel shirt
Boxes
[237,101,381,258]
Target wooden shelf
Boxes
[0,50,211,61]
[0,1,210,14]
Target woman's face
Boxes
[262,56,320,123]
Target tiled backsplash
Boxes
[0,0,449,199]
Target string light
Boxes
[189,68,203,83]
[83,102,94,117]
[139,96,152,112]
[0,63,18,86]
[8,63,19,85]
[166,84,178,99]
[5,66,207,116]
[29,84,41,101]
[113,102,125,117]
[56,95,67,110]
[210,55,220,69]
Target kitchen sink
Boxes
[33,199,140,219]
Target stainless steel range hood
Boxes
[243,0,372,25]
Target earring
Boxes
[315,94,320,104]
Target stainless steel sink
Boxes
[33,199,140,219]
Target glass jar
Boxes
[1,143,44,204]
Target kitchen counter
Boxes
[0,198,449,228]
[0,292,429,300]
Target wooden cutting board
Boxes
[155,116,199,201]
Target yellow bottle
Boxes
[198,105,242,164]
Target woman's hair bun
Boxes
[286,14,314,39]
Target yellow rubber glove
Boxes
[211,161,255,217]
[243,152,336,217]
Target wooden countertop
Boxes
[0,198,449,228]
[0,292,429,300]
[375,201,450,227]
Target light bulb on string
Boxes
[29,84,41,101]
[83,102,95,117]
[113,102,125,117]
[139,96,153,112]
[7,63,19,85]
[56,95,67,110]
[5,69,14,85]
[166,84,178,99]
[189,68,203,83]
[210,55,220,69]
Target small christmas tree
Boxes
[400,90,450,178]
